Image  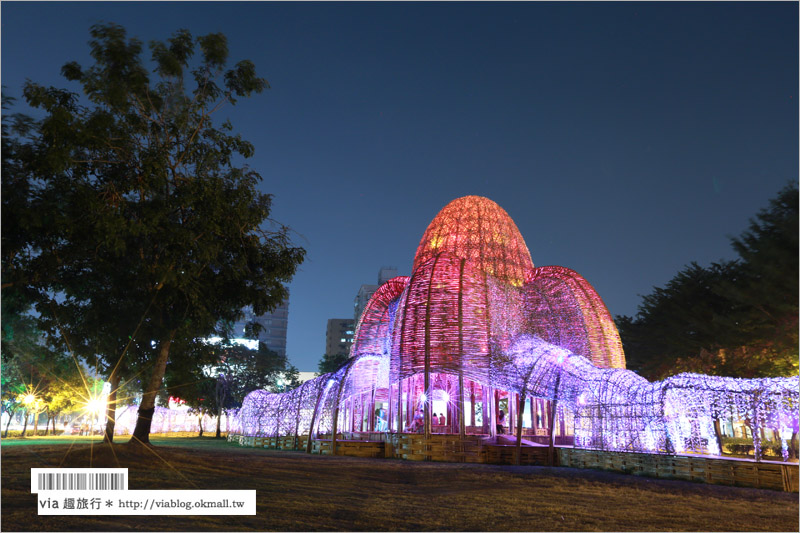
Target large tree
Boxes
[722,183,798,360]
[617,184,798,380]
[3,23,304,445]
[1,356,25,437]
[170,341,298,437]
[0,292,87,436]
[42,370,92,435]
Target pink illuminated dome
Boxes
[413,196,534,287]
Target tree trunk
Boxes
[21,409,29,437]
[131,329,175,445]
[215,385,226,438]
[44,409,51,436]
[198,415,204,437]
[4,409,15,437]
[103,372,122,443]
[51,414,57,435]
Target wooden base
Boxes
[230,434,799,492]
[485,444,552,466]
[559,448,799,492]
[312,438,385,458]
[391,434,488,462]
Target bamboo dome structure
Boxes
[238,196,799,462]
[412,196,534,286]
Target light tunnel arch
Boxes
[236,195,797,462]
[351,276,409,360]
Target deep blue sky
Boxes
[2,2,797,371]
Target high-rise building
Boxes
[354,267,401,323]
[378,266,398,285]
[325,318,355,356]
[231,296,290,357]
[354,284,378,323]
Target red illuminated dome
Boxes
[413,196,534,286]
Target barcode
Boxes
[37,472,125,491]
[31,468,128,493]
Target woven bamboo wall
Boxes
[392,434,487,463]
[485,445,553,466]
[243,435,310,450]
[312,439,385,458]
[232,434,798,491]
[558,448,799,492]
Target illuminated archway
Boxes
[237,195,798,462]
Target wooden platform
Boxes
[391,434,488,463]
[231,434,798,492]
[559,448,799,492]
[312,439,385,458]
[485,444,553,466]
[233,435,309,450]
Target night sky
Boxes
[2,2,797,372]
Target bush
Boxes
[721,436,788,457]
[1,429,66,438]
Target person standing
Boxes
[497,409,506,435]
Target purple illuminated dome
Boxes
[237,196,798,462]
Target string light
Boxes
[235,196,799,463]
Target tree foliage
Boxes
[617,184,799,380]
[168,341,299,437]
[0,323,90,437]
[2,23,305,444]
[317,352,350,375]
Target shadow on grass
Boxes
[2,438,797,532]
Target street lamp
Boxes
[83,394,107,436]
[17,389,40,437]
[85,398,105,416]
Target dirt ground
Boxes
[1,437,797,531]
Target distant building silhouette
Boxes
[354,267,400,323]
[325,318,355,357]
[232,294,290,357]
[378,266,398,285]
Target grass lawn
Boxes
[1,436,797,531]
